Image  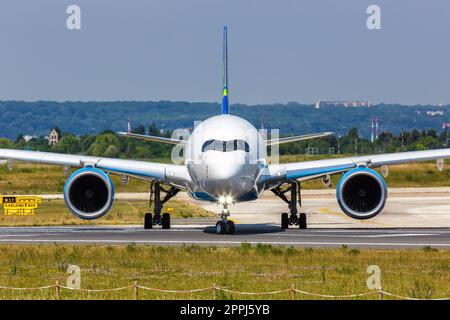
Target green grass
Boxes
[0,244,448,299]
[278,156,450,189]
[0,199,212,226]
[0,163,150,194]
[1,159,449,195]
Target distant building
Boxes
[48,127,60,146]
[426,110,444,117]
[315,101,321,109]
[315,100,371,109]
[23,135,37,142]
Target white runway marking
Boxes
[263,233,441,238]
[0,238,448,247]
[407,205,450,215]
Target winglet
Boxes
[265,132,334,146]
[222,26,229,114]
[117,132,186,145]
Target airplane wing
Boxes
[0,148,190,189]
[264,148,450,182]
[117,132,187,145]
[265,132,334,146]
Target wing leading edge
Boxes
[0,148,190,189]
[264,148,450,183]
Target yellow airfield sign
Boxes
[0,196,42,215]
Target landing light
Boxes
[218,195,234,205]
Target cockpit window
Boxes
[202,139,250,153]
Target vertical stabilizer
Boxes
[222,26,229,114]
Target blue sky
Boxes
[0,0,449,105]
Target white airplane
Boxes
[1,27,449,234]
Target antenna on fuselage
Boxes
[222,26,229,115]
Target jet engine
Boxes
[336,167,387,219]
[63,168,115,220]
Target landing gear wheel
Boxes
[144,213,153,229]
[216,221,227,234]
[161,213,171,229]
[281,213,289,229]
[299,213,307,229]
[225,220,235,235]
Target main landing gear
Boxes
[215,205,235,235]
[271,181,307,230]
[144,182,180,230]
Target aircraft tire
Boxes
[216,221,226,234]
[281,212,289,229]
[162,213,171,229]
[299,213,307,229]
[226,220,235,234]
[144,213,153,229]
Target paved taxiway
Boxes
[183,187,450,228]
[1,188,449,248]
[0,226,449,248]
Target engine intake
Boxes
[64,168,115,220]
[336,167,387,219]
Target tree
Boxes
[148,123,160,136]
[104,145,119,157]
[125,140,136,157]
[426,129,437,138]
[80,135,96,153]
[26,137,50,151]
[52,134,82,154]
[87,133,120,157]
[132,124,146,135]
[378,132,393,148]
[15,134,25,144]
[0,138,13,148]
[410,129,421,143]
[348,127,359,140]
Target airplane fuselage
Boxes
[186,114,266,203]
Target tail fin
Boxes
[222,26,229,114]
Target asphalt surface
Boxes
[0,225,449,248]
[1,188,449,249]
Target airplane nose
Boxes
[200,152,258,197]
[204,152,246,180]
[207,162,241,181]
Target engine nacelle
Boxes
[336,167,387,219]
[64,168,115,220]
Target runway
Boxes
[0,225,449,248]
[186,188,450,228]
[1,188,450,248]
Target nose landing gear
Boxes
[215,205,235,234]
[272,181,307,230]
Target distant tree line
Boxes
[0,101,448,139]
[5,124,172,160]
[278,128,449,156]
[2,124,448,160]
